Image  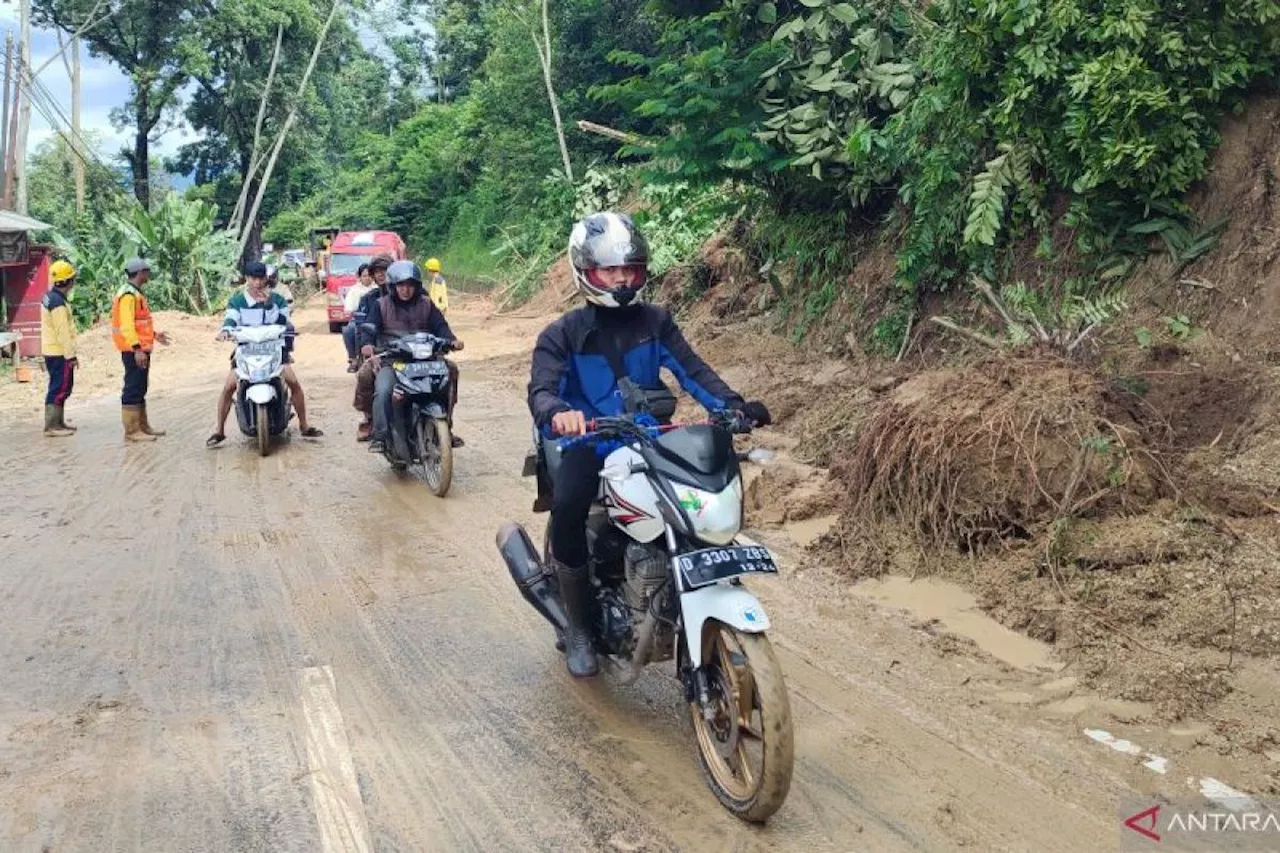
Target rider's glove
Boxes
[738,401,772,427]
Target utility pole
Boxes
[15,0,31,215]
[71,36,83,216]
[4,33,18,210]
[1,32,11,206]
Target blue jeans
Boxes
[342,322,358,360]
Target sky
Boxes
[0,2,415,180]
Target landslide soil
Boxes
[645,98,1280,799]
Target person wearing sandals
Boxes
[206,261,324,447]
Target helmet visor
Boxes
[585,264,648,290]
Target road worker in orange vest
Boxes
[111,257,171,442]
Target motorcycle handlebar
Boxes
[557,411,754,449]
[371,338,456,359]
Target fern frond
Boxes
[964,149,1013,246]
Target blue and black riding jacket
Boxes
[528,303,743,432]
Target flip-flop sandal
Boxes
[300,427,324,438]
[206,433,225,448]
[451,435,465,448]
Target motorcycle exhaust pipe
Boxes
[496,522,569,633]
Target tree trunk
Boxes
[238,0,340,259]
[242,218,262,269]
[535,0,573,182]
[133,87,150,207]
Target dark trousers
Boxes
[372,364,398,440]
[369,360,461,430]
[549,445,604,567]
[121,351,150,405]
[342,322,358,360]
[44,356,74,405]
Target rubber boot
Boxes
[55,404,76,431]
[122,405,156,443]
[139,403,166,436]
[43,405,74,437]
[554,559,599,678]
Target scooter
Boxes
[231,324,292,456]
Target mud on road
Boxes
[0,299,1263,852]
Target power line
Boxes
[20,60,119,173]
[13,59,135,209]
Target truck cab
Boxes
[324,230,407,333]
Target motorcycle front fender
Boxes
[678,583,771,666]
[246,383,277,405]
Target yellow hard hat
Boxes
[425,257,442,273]
[49,259,77,285]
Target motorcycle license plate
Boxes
[677,545,778,588]
[398,361,448,378]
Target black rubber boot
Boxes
[554,559,599,678]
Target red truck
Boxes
[324,230,408,333]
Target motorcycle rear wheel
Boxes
[690,623,793,823]
[414,417,453,497]
[256,403,270,457]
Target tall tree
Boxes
[174,0,354,259]
[33,0,200,206]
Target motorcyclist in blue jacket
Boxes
[527,212,771,677]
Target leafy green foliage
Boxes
[601,0,1280,301]
[867,0,1280,290]
[58,194,238,325]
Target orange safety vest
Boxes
[111,283,155,352]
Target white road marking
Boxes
[1083,728,1169,773]
[1084,728,1260,807]
[298,665,374,853]
[1196,776,1257,811]
[1143,755,1169,774]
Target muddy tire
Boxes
[256,403,270,457]
[416,417,453,497]
[690,624,793,823]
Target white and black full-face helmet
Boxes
[568,211,650,308]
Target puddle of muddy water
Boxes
[785,514,837,547]
[855,575,1056,671]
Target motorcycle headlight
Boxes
[676,476,743,546]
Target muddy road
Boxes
[0,301,1236,852]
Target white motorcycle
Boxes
[497,412,793,822]
[231,325,292,456]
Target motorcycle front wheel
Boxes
[414,417,453,497]
[690,623,794,823]
[256,403,271,457]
